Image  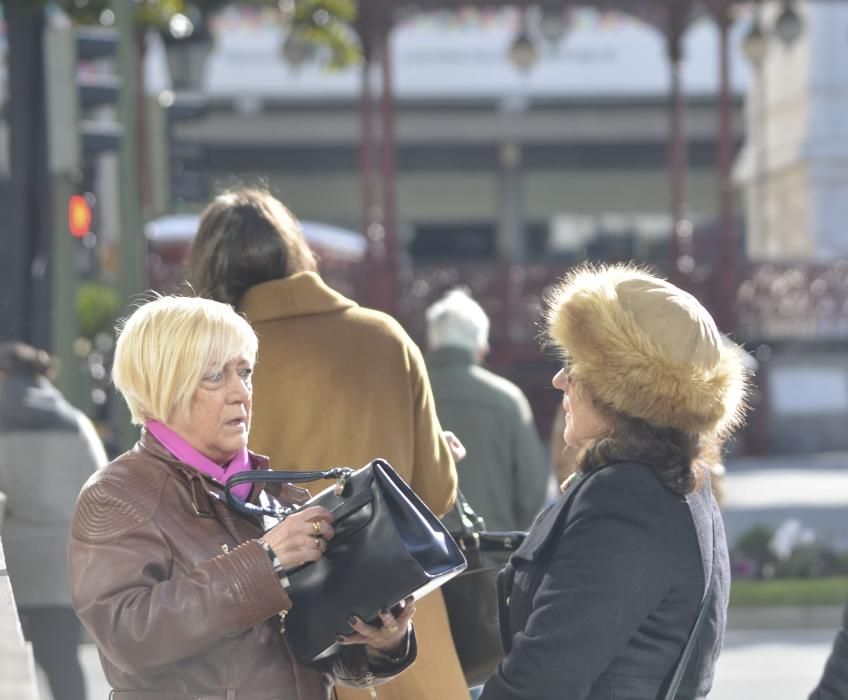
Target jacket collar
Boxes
[138,427,270,478]
[137,428,311,514]
[511,470,591,562]
[238,271,356,324]
[426,346,477,369]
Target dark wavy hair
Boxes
[188,188,317,307]
[577,396,719,497]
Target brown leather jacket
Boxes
[68,431,415,700]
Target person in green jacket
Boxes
[425,289,549,532]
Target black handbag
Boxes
[442,491,525,687]
[225,458,467,665]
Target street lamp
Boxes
[538,3,569,45]
[162,9,212,91]
[742,16,767,65]
[281,30,316,67]
[509,12,538,72]
[774,1,803,45]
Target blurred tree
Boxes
[0,0,358,352]
[52,0,361,69]
[76,283,122,341]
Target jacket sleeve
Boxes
[405,339,457,517]
[510,394,549,530]
[69,475,291,675]
[480,471,675,700]
[314,628,418,688]
[810,599,848,700]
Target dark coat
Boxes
[0,375,106,607]
[427,346,549,532]
[480,461,730,700]
[809,598,848,699]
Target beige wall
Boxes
[526,168,719,220]
[247,166,720,231]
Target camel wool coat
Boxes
[240,272,468,700]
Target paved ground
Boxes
[711,628,834,700]
[40,452,848,700]
[723,450,848,553]
[52,628,835,700]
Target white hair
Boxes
[426,289,490,354]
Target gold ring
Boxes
[312,521,321,536]
[385,624,399,633]
[313,536,322,549]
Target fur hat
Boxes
[545,263,750,437]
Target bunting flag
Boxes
[403,7,639,33]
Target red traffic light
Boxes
[68,194,92,238]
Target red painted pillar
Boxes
[378,21,399,317]
[359,45,377,254]
[356,9,397,316]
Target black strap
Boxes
[451,488,486,536]
[663,498,717,700]
[224,467,354,518]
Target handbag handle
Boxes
[451,489,487,538]
[225,467,355,518]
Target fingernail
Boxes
[347,614,357,625]
[336,635,345,643]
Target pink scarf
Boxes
[146,420,253,500]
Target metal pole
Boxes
[360,52,377,251]
[667,31,691,283]
[378,20,399,317]
[114,1,145,450]
[4,4,51,348]
[716,4,738,332]
[756,58,770,254]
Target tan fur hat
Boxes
[545,263,749,437]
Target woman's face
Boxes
[552,368,608,449]
[169,354,254,465]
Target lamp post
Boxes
[741,0,804,258]
[774,0,803,45]
[742,5,770,257]
[508,9,538,72]
[713,0,738,332]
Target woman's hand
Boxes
[443,430,466,463]
[260,506,334,569]
[337,597,416,655]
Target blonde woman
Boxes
[69,296,415,700]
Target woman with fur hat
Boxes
[479,263,748,700]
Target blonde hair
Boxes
[112,296,258,425]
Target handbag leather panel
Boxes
[374,461,466,576]
[322,490,374,547]
[225,459,466,664]
[442,488,526,687]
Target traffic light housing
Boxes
[44,25,123,173]
[146,90,210,209]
